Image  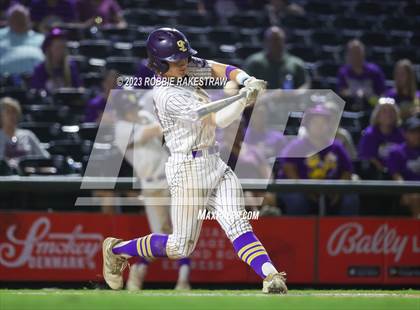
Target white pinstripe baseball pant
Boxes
[165,152,252,259]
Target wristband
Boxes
[235,71,251,86]
[225,65,238,80]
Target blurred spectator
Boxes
[244,103,287,160]
[220,120,279,215]
[30,0,76,33]
[324,100,358,160]
[385,59,420,120]
[0,97,49,167]
[265,0,305,26]
[0,4,44,75]
[135,59,155,89]
[85,69,118,123]
[75,0,127,29]
[337,40,386,111]
[244,26,310,89]
[31,28,81,92]
[198,0,253,24]
[386,115,420,217]
[279,105,359,215]
[358,98,404,178]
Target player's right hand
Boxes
[244,77,267,92]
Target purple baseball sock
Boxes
[178,257,191,266]
[112,234,169,258]
[232,231,276,279]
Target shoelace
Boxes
[111,256,129,275]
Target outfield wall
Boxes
[0,212,418,285]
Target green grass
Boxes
[1,289,419,310]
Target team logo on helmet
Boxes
[177,40,187,52]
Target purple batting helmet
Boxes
[146,28,197,74]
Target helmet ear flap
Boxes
[147,54,169,74]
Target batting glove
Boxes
[244,77,267,92]
[239,86,259,107]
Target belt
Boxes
[191,145,219,158]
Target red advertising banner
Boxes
[318,218,420,284]
[0,212,315,284]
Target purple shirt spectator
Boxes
[387,143,420,181]
[244,128,286,159]
[337,62,386,98]
[280,138,353,179]
[385,88,420,105]
[358,125,404,164]
[30,0,76,23]
[76,0,122,25]
[222,143,267,179]
[135,59,155,89]
[31,59,81,91]
[85,94,106,123]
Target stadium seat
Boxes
[17,155,76,176]
[316,61,340,77]
[368,48,391,64]
[228,12,267,28]
[68,55,88,73]
[177,11,211,27]
[409,33,420,48]
[311,30,341,46]
[354,2,384,16]
[382,18,413,32]
[55,23,83,41]
[19,122,63,143]
[238,28,261,45]
[208,28,239,45]
[101,27,134,42]
[235,45,261,60]
[132,41,147,59]
[288,45,320,63]
[391,47,419,63]
[333,16,368,31]
[47,140,93,162]
[81,72,103,89]
[123,9,160,26]
[111,42,135,58]
[52,88,87,123]
[106,57,138,75]
[403,4,420,17]
[0,87,27,105]
[305,1,337,15]
[22,105,70,124]
[79,40,113,59]
[282,16,315,30]
[78,123,99,142]
[0,160,13,176]
[189,42,215,59]
[361,32,392,48]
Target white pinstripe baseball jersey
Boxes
[153,58,217,158]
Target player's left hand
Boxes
[239,86,259,106]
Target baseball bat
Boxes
[187,91,247,121]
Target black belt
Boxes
[191,145,219,158]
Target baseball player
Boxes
[103,28,287,294]
[113,91,191,290]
